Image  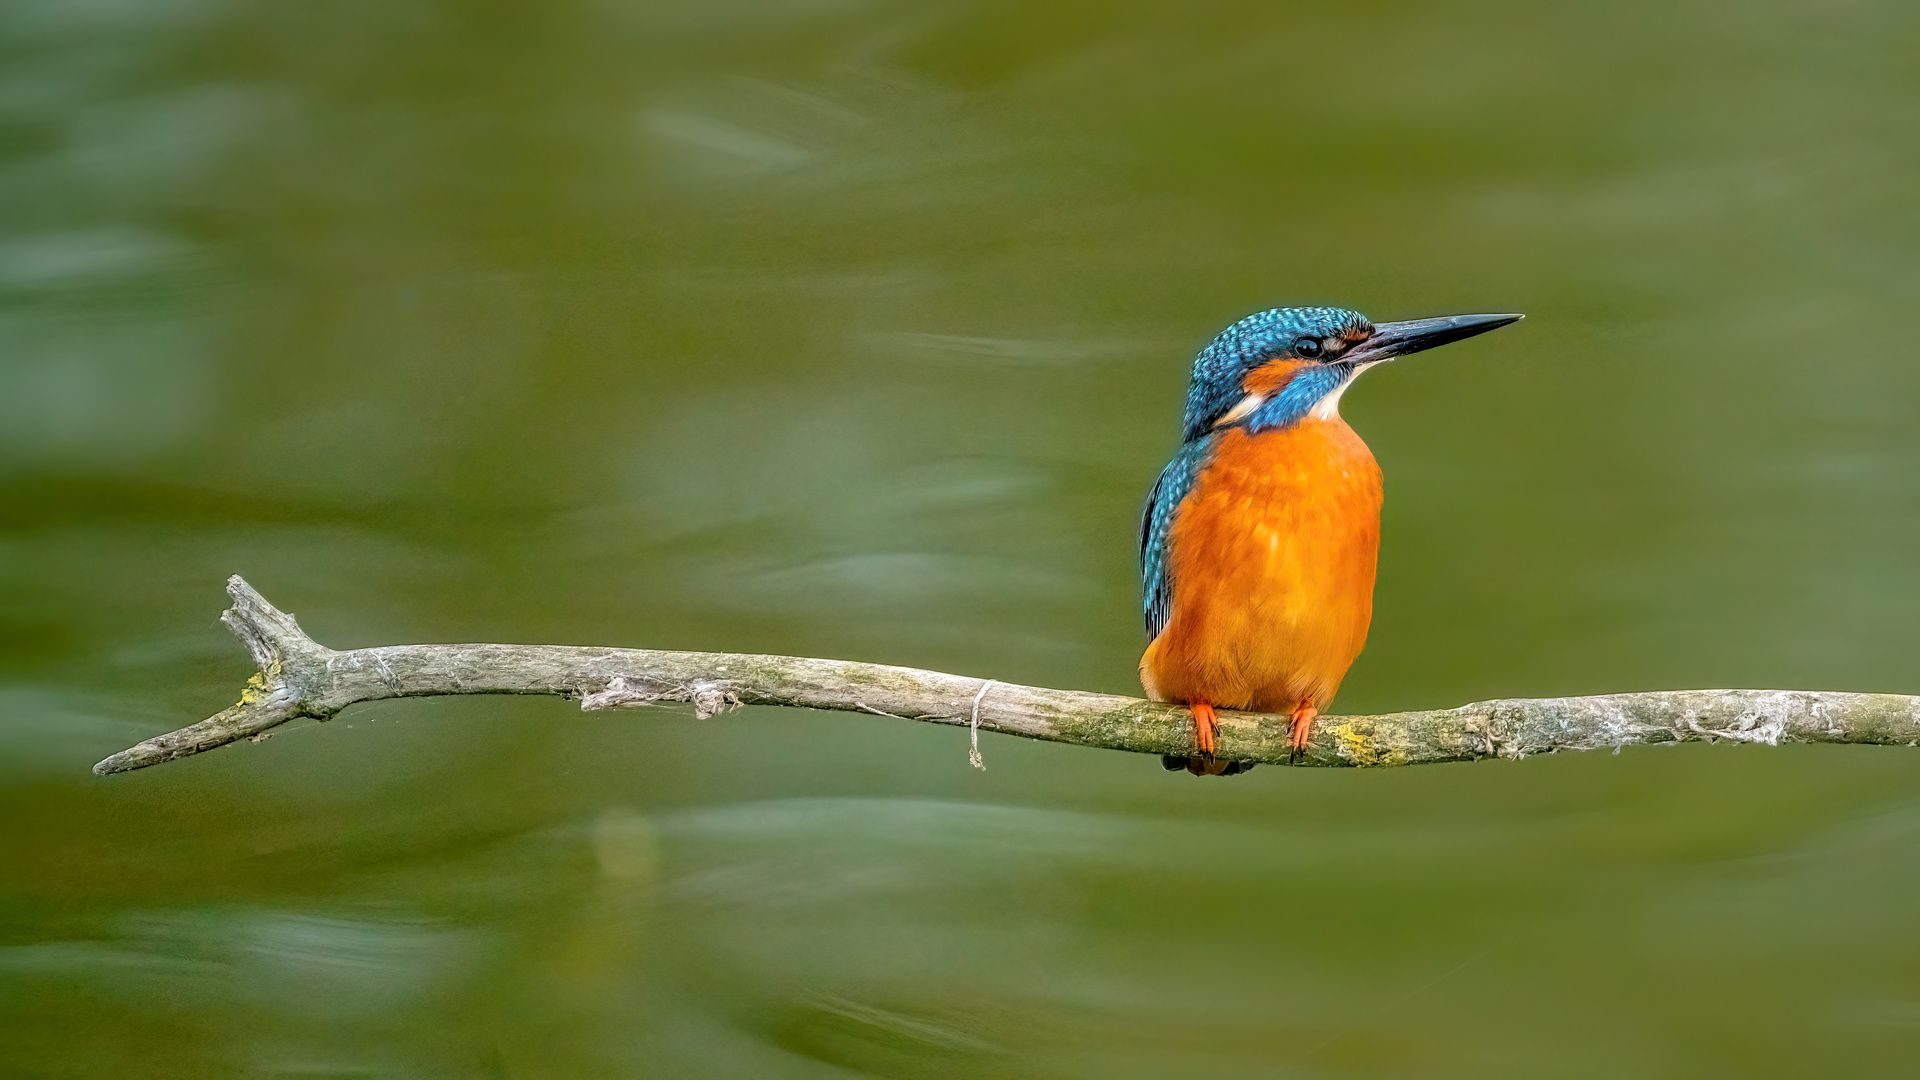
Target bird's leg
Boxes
[1189,702,1218,757]
[1287,702,1318,764]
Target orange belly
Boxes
[1140,417,1382,714]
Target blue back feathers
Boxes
[1142,306,1374,638]
[1140,438,1209,641]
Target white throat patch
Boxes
[1309,361,1383,420]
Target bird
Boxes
[1140,306,1522,775]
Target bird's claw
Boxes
[1287,703,1318,765]
[1189,702,1218,756]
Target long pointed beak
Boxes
[1343,312,1523,365]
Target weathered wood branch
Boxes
[93,575,1920,776]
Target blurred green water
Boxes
[5,0,1920,1075]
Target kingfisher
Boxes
[1141,306,1522,775]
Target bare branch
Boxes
[91,576,1920,776]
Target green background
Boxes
[5,0,1920,1075]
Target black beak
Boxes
[1342,312,1523,366]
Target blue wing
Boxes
[1140,438,1212,641]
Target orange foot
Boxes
[1190,702,1218,757]
[1288,703,1319,764]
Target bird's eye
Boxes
[1294,337,1323,358]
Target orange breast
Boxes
[1140,417,1382,714]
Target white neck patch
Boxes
[1309,361,1383,420]
[1211,391,1267,429]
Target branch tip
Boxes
[219,575,324,674]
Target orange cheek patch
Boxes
[1241,359,1305,397]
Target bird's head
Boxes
[1180,306,1522,442]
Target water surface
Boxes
[6,1,1920,1075]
